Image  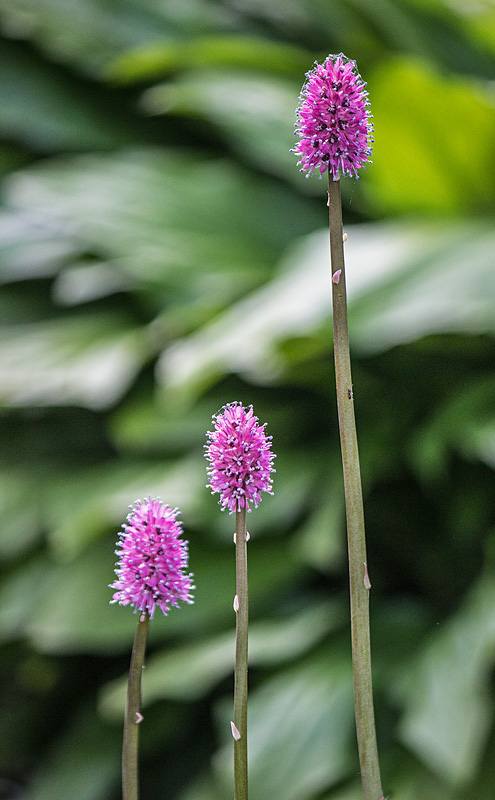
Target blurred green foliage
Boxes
[0,1,494,799]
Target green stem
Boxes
[233,506,248,800]
[328,175,383,800]
[123,612,150,800]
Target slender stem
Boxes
[233,506,248,800]
[123,612,150,800]
[328,175,383,800]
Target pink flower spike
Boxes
[205,402,276,514]
[332,269,342,284]
[292,53,373,180]
[110,497,194,619]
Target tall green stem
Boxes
[123,612,150,800]
[233,506,248,800]
[328,175,383,800]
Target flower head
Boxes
[293,53,373,180]
[110,498,194,619]
[205,402,276,514]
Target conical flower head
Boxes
[293,53,373,180]
[110,498,194,619]
[205,402,276,514]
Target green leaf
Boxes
[108,35,311,82]
[292,461,345,572]
[100,601,340,715]
[0,209,81,284]
[395,566,495,783]
[19,533,300,654]
[142,70,300,182]
[0,38,141,151]
[409,374,495,481]
[26,703,121,800]
[0,469,42,559]
[156,220,495,399]
[214,650,355,800]
[367,57,495,214]
[0,314,148,409]
[0,556,55,640]
[0,0,195,74]
[3,149,319,285]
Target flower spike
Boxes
[205,402,276,515]
[110,497,194,619]
[293,53,373,180]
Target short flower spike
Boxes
[293,53,373,180]
[205,402,276,514]
[110,498,194,619]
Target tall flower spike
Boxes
[293,53,373,180]
[205,402,276,514]
[110,497,194,619]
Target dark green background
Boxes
[0,1,494,799]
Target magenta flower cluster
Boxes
[293,53,373,180]
[110,498,194,619]
[205,402,276,514]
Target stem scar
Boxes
[364,562,371,591]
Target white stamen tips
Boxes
[363,562,371,591]
[233,594,239,613]
[246,531,251,542]
[135,712,144,724]
[332,269,342,285]
[343,232,348,242]
[230,721,241,741]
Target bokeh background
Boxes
[1,1,495,799]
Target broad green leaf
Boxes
[100,601,340,715]
[291,459,345,572]
[0,469,42,559]
[0,208,81,284]
[409,375,495,481]
[214,650,355,800]
[142,70,301,182]
[367,57,495,214]
[0,556,55,640]
[156,220,495,399]
[109,35,311,82]
[0,39,140,152]
[0,314,148,409]
[4,149,319,286]
[20,535,300,654]
[26,704,120,800]
[44,456,206,561]
[395,566,495,783]
[0,0,221,74]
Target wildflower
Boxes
[293,53,373,180]
[110,497,194,619]
[205,402,276,514]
